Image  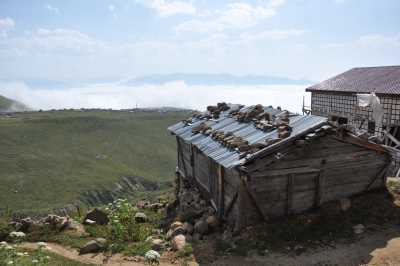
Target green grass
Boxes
[0,110,189,213]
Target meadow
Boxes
[0,109,189,213]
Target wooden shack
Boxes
[168,103,390,230]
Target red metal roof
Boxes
[306,66,400,95]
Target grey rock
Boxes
[171,234,186,251]
[353,224,365,234]
[151,238,164,251]
[134,212,148,223]
[79,240,103,254]
[194,220,208,235]
[183,222,194,235]
[83,209,109,225]
[206,215,219,230]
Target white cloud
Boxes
[0,17,15,38]
[175,1,285,34]
[240,29,306,41]
[135,0,196,17]
[0,80,309,113]
[109,4,115,12]
[324,33,400,48]
[45,4,59,13]
[2,28,106,56]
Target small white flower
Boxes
[23,252,29,255]
[45,256,51,259]
[7,261,13,265]
[145,250,161,261]
[9,231,25,238]
[32,259,39,264]
[16,252,24,257]
[5,245,14,250]
[0,241,7,246]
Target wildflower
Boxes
[0,241,7,246]
[9,231,26,238]
[24,252,29,255]
[32,259,39,264]
[145,250,161,260]
[7,261,13,265]
[45,256,51,259]
[16,252,24,256]
[5,245,14,250]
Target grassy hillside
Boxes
[0,110,189,213]
[0,95,30,112]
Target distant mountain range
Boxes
[122,73,313,86]
[0,95,30,113]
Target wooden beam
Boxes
[365,164,389,191]
[332,133,387,154]
[224,191,238,219]
[240,174,269,222]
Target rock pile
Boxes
[10,214,74,233]
[167,175,221,250]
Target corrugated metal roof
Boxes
[306,66,400,95]
[168,104,328,169]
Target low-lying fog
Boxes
[0,81,310,113]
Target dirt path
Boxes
[207,226,400,266]
[20,242,178,266]
[20,225,400,266]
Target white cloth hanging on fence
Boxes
[356,92,383,127]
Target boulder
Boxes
[151,239,164,251]
[79,240,103,255]
[185,234,193,243]
[170,221,184,231]
[134,212,148,223]
[84,219,96,225]
[95,238,107,246]
[183,222,194,235]
[206,215,219,230]
[193,233,202,242]
[194,220,208,235]
[353,224,365,234]
[171,234,186,251]
[19,218,34,232]
[166,226,186,240]
[83,209,109,225]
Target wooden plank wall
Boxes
[246,136,389,218]
[177,137,193,178]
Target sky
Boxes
[0,0,399,83]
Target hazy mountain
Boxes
[122,73,313,86]
[0,95,30,113]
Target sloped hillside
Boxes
[0,110,189,213]
[0,95,30,113]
